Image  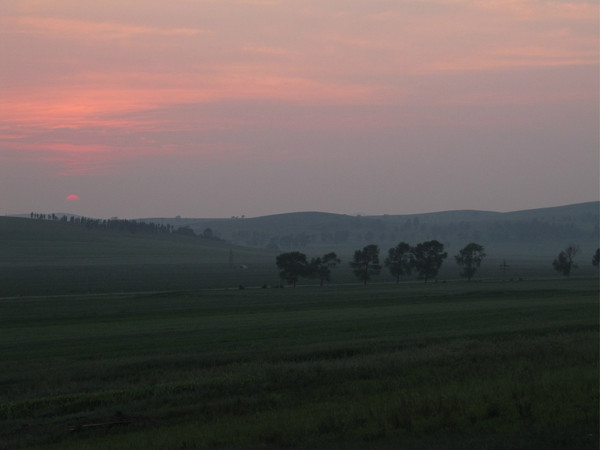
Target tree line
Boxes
[276,251,341,287]
[276,240,486,287]
[277,242,600,286]
[224,212,598,250]
[552,245,600,277]
[30,212,176,234]
[27,212,224,239]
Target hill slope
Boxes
[0,217,278,296]
[2,202,597,296]
[0,216,273,267]
[143,202,599,259]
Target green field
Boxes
[1,279,598,449]
[1,217,598,448]
[0,216,278,296]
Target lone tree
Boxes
[552,245,578,277]
[412,240,448,283]
[308,252,341,287]
[384,242,414,283]
[350,244,381,285]
[455,242,486,281]
[592,248,599,268]
[276,251,308,287]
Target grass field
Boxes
[0,216,279,296]
[1,278,598,449]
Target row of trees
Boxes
[28,212,223,240]
[275,252,341,287]
[29,212,175,235]
[227,213,598,250]
[552,246,600,277]
[276,241,486,287]
[349,241,485,285]
[277,243,599,286]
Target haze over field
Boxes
[1,1,598,219]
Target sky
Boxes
[1,0,598,219]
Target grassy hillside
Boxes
[2,203,599,296]
[0,216,273,266]
[0,216,277,296]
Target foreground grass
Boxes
[0,279,598,449]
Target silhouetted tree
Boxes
[552,245,578,277]
[593,248,599,268]
[384,242,413,283]
[412,240,448,283]
[455,243,486,281]
[276,251,308,287]
[350,244,381,285]
[308,252,341,286]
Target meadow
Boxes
[1,278,598,449]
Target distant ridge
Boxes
[8,202,597,259]
[10,201,596,224]
[139,201,599,257]
[141,201,598,223]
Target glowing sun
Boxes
[66,194,80,201]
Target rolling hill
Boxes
[2,202,597,296]
[0,216,276,296]
[0,216,272,266]
[143,201,599,259]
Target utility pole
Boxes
[499,260,509,281]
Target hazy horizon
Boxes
[2,1,598,219]
[8,199,598,221]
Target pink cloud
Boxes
[1,0,596,192]
[3,15,208,41]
